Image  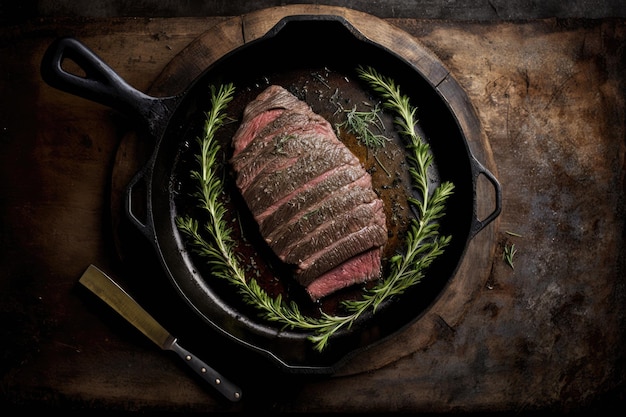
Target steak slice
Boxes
[231,85,387,299]
[232,112,335,192]
[306,248,384,301]
[240,134,360,215]
[265,181,379,256]
[258,165,368,234]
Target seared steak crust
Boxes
[231,85,387,299]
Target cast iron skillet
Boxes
[41,14,501,373]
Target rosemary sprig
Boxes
[503,244,517,269]
[337,103,389,148]
[177,70,454,352]
[356,66,419,140]
[176,83,243,288]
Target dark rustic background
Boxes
[3,0,626,22]
[1,1,625,416]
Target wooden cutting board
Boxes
[109,4,499,376]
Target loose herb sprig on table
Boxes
[176,70,454,352]
[503,244,517,269]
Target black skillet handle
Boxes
[125,163,156,241]
[469,157,502,238]
[40,37,177,136]
[41,37,181,241]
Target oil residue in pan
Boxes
[171,66,434,321]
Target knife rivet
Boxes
[215,378,221,385]
[201,367,207,373]
[185,355,192,361]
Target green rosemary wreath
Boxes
[176,67,454,352]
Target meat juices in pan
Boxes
[230,85,388,300]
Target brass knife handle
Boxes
[169,339,242,402]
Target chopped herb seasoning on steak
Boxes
[231,85,388,300]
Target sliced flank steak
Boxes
[231,85,387,300]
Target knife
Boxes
[78,264,242,402]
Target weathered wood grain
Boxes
[1,8,624,415]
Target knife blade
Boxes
[78,264,242,402]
